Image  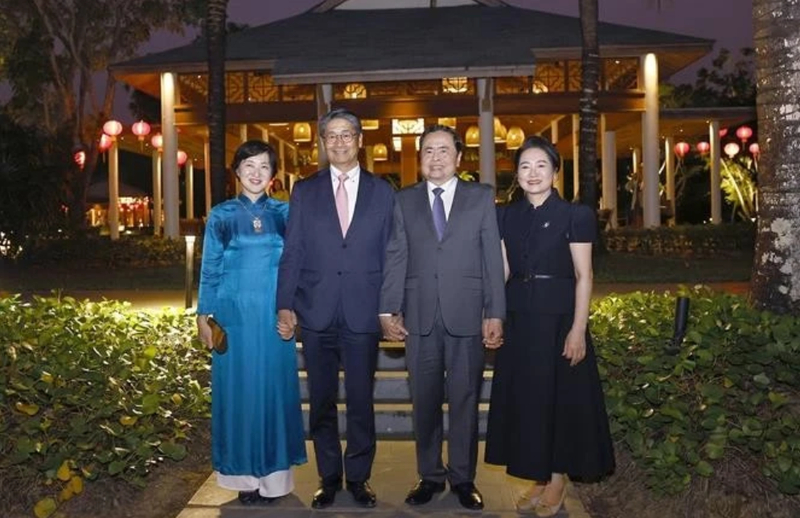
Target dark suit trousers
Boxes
[405,304,486,486]
[301,308,379,485]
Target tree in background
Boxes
[661,48,756,108]
[751,0,800,314]
[0,1,202,232]
[206,0,229,206]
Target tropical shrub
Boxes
[603,222,755,257]
[11,235,188,268]
[592,286,800,495]
[0,295,209,517]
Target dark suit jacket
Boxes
[380,179,505,336]
[277,168,394,333]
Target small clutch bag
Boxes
[207,317,228,354]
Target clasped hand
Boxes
[277,309,297,340]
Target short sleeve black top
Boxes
[500,191,596,314]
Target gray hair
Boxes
[318,108,362,136]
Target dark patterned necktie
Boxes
[432,187,446,241]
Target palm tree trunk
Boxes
[578,0,599,211]
[751,0,800,314]
[206,0,229,206]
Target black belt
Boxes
[510,273,573,282]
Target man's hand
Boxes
[380,314,408,342]
[277,309,297,340]
[482,318,503,349]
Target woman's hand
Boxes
[197,315,213,350]
[562,327,586,367]
[277,309,297,340]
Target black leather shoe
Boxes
[237,490,275,505]
[405,479,446,505]
[452,482,484,510]
[311,484,340,509]
[346,480,377,508]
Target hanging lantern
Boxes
[505,126,526,150]
[696,141,710,155]
[674,141,690,159]
[718,128,728,138]
[372,143,388,161]
[150,133,163,150]
[749,142,760,157]
[73,150,86,168]
[465,125,480,148]
[177,150,188,166]
[438,117,457,129]
[99,134,113,152]
[723,142,740,159]
[131,120,151,141]
[735,125,753,143]
[493,117,507,143]
[103,120,123,138]
[293,122,312,142]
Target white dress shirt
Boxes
[330,164,360,221]
[426,176,458,220]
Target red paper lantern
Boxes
[674,141,690,158]
[131,120,151,141]
[724,142,740,159]
[696,141,710,154]
[103,120,123,137]
[735,125,753,142]
[99,134,113,152]
[749,142,760,157]
[150,133,163,150]
[177,150,188,166]
[718,128,728,138]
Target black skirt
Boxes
[484,311,615,482]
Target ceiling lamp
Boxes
[362,119,379,130]
[442,77,468,94]
[373,143,388,161]
[438,117,457,128]
[465,126,480,148]
[293,122,312,142]
[392,118,425,135]
[343,82,367,99]
[493,117,507,143]
[506,126,525,150]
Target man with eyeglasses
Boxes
[277,108,394,509]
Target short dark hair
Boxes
[420,124,464,154]
[231,140,277,175]
[319,108,362,136]
[514,136,560,173]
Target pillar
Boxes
[641,53,660,228]
[709,120,722,224]
[551,119,564,195]
[160,72,180,238]
[664,136,676,225]
[203,138,211,217]
[108,138,119,240]
[185,160,194,220]
[477,78,496,187]
[601,115,618,228]
[400,135,417,187]
[572,114,580,199]
[316,83,332,170]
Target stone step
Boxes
[301,403,491,439]
[298,371,494,402]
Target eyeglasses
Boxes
[323,132,358,144]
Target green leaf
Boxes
[141,393,161,415]
[696,460,714,477]
[108,460,126,475]
[159,441,187,461]
[753,373,771,386]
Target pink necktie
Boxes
[336,173,349,236]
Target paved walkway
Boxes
[176,441,591,518]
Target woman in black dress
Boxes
[485,136,614,517]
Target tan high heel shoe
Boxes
[515,483,546,513]
[534,477,567,517]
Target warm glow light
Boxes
[310,146,318,165]
[493,117,507,143]
[99,134,113,152]
[465,125,480,148]
[373,143,388,161]
[392,118,425,135]
[293,122,311,142]
[506,126,525,150]
[696,141,710,154]
[724,142,740,158]
[103,120,123,137]
[674,141,690,158]
[151,133,163,150]
[437,117,457,129]
[736,125,753,142]
[362,119,379,130]
[749,142,760,156]
[177,150,188,166]
[392,137,401,152]
[131,120,152,141]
